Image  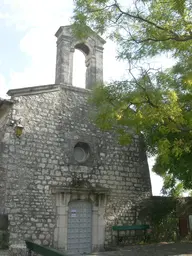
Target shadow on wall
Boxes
[0,214,8,249]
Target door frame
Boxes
[52,187,108,252]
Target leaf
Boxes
[172,0,186,15]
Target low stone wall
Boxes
[0,250,8,256]
[8,245,27,256]
[112,229,148,246]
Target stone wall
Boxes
[0,250,8,256]
[1,84,151,250]
[0,100,12,211]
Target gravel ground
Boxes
[89,243,192,256]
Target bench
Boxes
[112,225,150,245]
[25,240,67,256]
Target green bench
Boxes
[112,225,150,245]
[25,240,67,256]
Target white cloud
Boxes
[0,13,11,20]
[2,0,73,30]
[1,0,74,91]
[7,27,57,88]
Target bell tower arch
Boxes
[55,25,106,89]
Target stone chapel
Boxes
[0,25,152,255]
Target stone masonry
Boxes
[0,99,13,212]
[55,26,105,88]
[0,25,152,255]
[0,250,8,256]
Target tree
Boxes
[72,0,192,190]
[161,174,185,197]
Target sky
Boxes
[0,0,169,195]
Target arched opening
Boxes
[72,49,86,88]
[75,43,90,55]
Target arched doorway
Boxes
[67,200,92,255]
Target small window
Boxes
[74,142,90,163]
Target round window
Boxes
[74,142,90,163]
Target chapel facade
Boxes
[0,25,152,255]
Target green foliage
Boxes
[72,0,192,189]
[150,213,179,242]
[139,198,179,242]
[161,174,185,197]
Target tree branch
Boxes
[113,0,179,37]
[131,35,192,43]
[128,63,159,108]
